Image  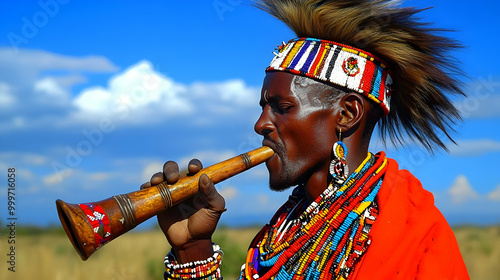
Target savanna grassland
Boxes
[0,225,498,279]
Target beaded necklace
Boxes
[240,152,388,280]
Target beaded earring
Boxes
[329,129,349,184]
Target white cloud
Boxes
[448,139,500,157]
[51,74,88,87]
[0,48,120,131]
[43,169,75,188]
[80,172,118,190]
[434,177,500,225]
[488,184,500,201]
[448,175,479,203]
[42,168,121,192]
[454,76,500,119]
[191,79,258,107]
[34,77,69,104]
[0,161,53,195]
[21,153,49,166]
[251,167,269,179]
[71,61,193,124]
[462,94,500,119]
[0,82,15,107]
[70,60,259,126]
[13,117,25,126]
[0,48,260,131]
[257,193,270,205]
[0,48,118,76]
[0,152,49,166]
[219,185,238,200]
[73,86,113,114]
[88,172,110,181]
[15,169,41,195]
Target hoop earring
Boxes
[329,129,349,184]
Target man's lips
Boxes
[262,139,277,154]
[262,139,280,166]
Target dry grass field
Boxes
[0,225,498,280]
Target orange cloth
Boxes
[352,158,469,279]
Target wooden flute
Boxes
[55,146,274,260]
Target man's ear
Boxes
[337,92,365,134]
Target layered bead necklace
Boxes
[240,152,388,280]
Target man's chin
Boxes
[266,153,294,191]
[268,178,292,192]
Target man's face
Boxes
[255,71,338,191]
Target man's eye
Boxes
[278,104,292,113]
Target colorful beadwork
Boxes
[343,57,360,77]
[79,203,112,248]
[334,141,347,159]
[240,152,388,280]
[267,38,393,115]
[330,141,349,183]
[164,243,223,280]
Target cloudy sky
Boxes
[0,0,499,228]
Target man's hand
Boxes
[140,159,225,263]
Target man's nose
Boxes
[254,105,274,136]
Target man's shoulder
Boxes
[375,156,454,243]
[378,157,435,211]
[356,158,469,279]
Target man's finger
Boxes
[198,174,225,212]
[140,182,152,190]
[150,172,164,186]
[188,159,203,175]
[163,161,180,184]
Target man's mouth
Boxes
[262,139,282,168]
[262,139,277,155]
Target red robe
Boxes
[352,158,469,279]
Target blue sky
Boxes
[0,0,499,228]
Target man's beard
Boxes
[269,172,293,192]
[268,143,295,192]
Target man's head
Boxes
[254,0,465,192]
[256,0,464,152]
[255,71,375,191]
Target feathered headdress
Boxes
[256,0,464,152]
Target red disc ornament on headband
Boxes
[343,57,360,77]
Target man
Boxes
[141,0,469,279]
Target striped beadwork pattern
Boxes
[240,152,388,280]
[267,38,393,115]
[164,243,223,279]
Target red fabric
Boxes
[352,158,470,279]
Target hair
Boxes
[255,0,465,152]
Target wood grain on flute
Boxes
[55,146,274,260]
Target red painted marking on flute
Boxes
[79,203,112,248]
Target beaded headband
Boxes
[266,38,393,115]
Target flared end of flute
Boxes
[56,199,94,261]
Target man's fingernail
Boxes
[201,174,209,185]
